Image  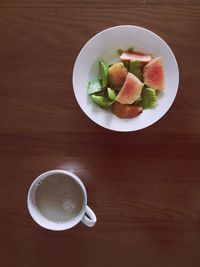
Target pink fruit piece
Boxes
[116,72,144,104]
[143,57,165,90]
[112,102,143,119]
[108,63,128,87]
[120,51,152,63]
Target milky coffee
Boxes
[35,173,84,223]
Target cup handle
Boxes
[82,206,97,227]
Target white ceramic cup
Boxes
[27,170,97,230]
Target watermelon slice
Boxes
[120,51,152,63]
[143,57,164,90]
[116,72,144,104]
[112,102,143,119]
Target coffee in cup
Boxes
[27,170,97,230]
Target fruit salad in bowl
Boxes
[88,48,165,119]
[73,25,179,132]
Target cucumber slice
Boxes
[130,60,142,81]
[117,49,123,56]
[138,87,158,109]
[107,87,117,101]
[127,47,134,52]
[99,60,109,88]
[91,94,114,109]
[87,79,103,95]
[122,61,130,71]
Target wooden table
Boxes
[1,1,200,266]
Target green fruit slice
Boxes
[122,61,130,71]
[127,47,134,52]
[130,60,143,81]
[91,94,113,109]
[117,49,123,56]
[138,87,158,109]
[99,60,109,88]
[87,79,103,95]
[107,88,117,101]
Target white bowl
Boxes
[72,25,179,132]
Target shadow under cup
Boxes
[27,170,87,231]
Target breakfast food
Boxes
[143,57,164,90]
[109,62,128,87]
[112,102,143,119]
[87,48,165,119]
[115,72,143,104]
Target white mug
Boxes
[27,170,97,230]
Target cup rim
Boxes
[27,170,87,231]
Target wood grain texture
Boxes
[0,1,200,267]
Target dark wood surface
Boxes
[0,1,200,266]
